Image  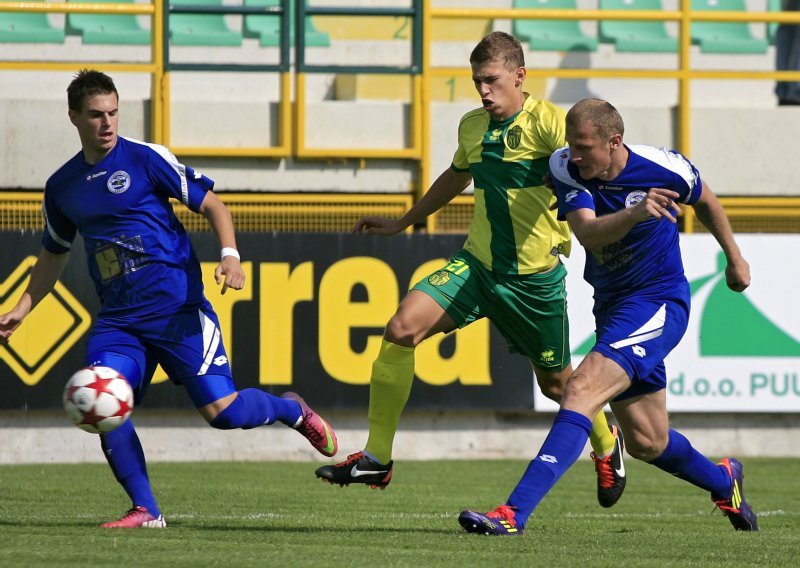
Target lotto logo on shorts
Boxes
[428,271,451,286]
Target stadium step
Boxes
[334,73,547,103]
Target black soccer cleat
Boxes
[315,451,393,490]
[591,424,627,508]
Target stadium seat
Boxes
[170,0,243,46]
[0,1,65,43]
[243,0,329,47]
[691,0,769,54]
[512,0,598,52]
[66,0,150,45]
[599,0,678,52]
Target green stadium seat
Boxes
[66,0,150,45]
[0,1,65,43]
[243,0,329,47]
[512,0,598,52]
[170,0,243,46]
[691,0,769,54]
[599,0,678,52]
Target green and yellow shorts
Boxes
[413,249,571,370]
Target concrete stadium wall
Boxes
[1,410,798,464]
[2,92,797,196]
[1,19,798,196]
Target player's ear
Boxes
[609,133,622,150]
[68,109,78,127]
[515,66,526,87]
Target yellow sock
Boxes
[364,339,415,464]
[588,412,615,457]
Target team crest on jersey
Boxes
[625,190,647,209]
[107,171,131,194]
[506,125,522,149]
[428,270,451,287]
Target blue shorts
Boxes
[86,300,235,405]
[591,294,689,401]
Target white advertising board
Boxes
[534,234,800,412]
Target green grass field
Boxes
[0,458,797,567]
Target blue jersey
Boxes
[550,144,703,302]
[42,136,214,321]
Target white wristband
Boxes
[221,247,240,261]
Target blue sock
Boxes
[507,409,593,527]
[209,388,302,429]
[649,429,731,499]
[100,420,160,517]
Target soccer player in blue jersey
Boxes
[459,98,757,535]
[315,32,627,508]
[0,70,338,528]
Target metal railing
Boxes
[2,1,800,234]
[421,1,800,231]
[0,1,163,133]
[1,191,796,233]
[161,0,292,157]
[295,2,423,159]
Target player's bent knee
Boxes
[383,316,419,347]
[535,373,566,401]
[563,372,593,399]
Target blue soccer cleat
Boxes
[712,457,759,531]
[458,505,523,536]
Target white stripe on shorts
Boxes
[198,310,221,375]
[609,303,666,350]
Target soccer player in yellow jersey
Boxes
[316,32,625,507]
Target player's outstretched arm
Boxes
[352,168,472,235]
[0,248,68,344]
[691,181,750,292]
[199,191,245,295]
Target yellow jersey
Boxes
[452,95,571,275]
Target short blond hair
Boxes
[470,31,525,71]
[566,98,625,140]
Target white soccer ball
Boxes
[63,366,134,434]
